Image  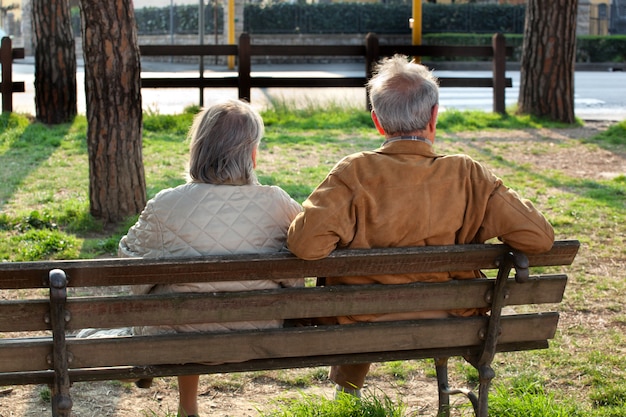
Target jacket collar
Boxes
[377,139,440,158]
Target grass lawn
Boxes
[0,105,625,416]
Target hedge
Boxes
[71,3,525,36]
[577,35,626,62]
[243,3,526,35]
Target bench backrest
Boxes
[0,240,579,385]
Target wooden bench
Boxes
[0,240,579,417]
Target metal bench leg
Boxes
[471,250,529,417]
[435,357,450,417]
[48,269,73,417]
[435,357,480,416]
[477,365,496,417]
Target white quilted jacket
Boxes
[118,182,303,334]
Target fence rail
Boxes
[0,37,25,113]
[140,32,512,113]
[0,33,511,115]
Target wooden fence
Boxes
[0,33,512,115]
[0,37,25,113]
[140,32,513,113]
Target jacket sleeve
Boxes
[118,199,165,259]
[477,183,555,254]
[118,200,164,295]
[275,190,306,288]
[287,172,356,260]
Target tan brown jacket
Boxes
[287,140,555,321]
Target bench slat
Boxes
[0,314,558,373]
[0,299,49,331]
[0,241,579,289]
[0,337,51,373]
[77,314,561,368]
[0,340,549,387]
[0,275,567,332]
[62,275,565,330]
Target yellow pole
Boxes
[412,0,422,63]
[228,0,235,69]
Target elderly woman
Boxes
[119,99,302,417]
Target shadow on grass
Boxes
[464,138,625,213]
[0,113,73,211]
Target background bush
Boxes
[577,35,626,62]
[69,3,626,63]
[71,3,524,36]
[244,3,526,35]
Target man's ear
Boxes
[429,104,439,131]
[371,111,386,136]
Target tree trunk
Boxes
[80,0,146,224]
[32,0,77,124]
[517,0,578,124]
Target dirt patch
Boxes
[449,120,625,181]
[0,368,465,417]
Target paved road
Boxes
[10,60,626,121]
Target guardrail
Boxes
[0,37,25,113]
[140,32,512,114]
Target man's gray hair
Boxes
[188,99,263,185]
[367,54,439,135]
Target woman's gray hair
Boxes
[367,54,439,135]
[188,99,263,185]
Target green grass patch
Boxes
[490,374,586,417]
[258,389,407,417]
[436,108,582,132]
[584,119,626,146]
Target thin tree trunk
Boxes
[517,0,578,124]
[32,0,77,124]
[80,0,146,224]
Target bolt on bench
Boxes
[0,240,579,417]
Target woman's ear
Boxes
[371,111,386,136]
[252,147,258,169]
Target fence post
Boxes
[1,37,13,113]
[492,33,506,115]
[238,32,251,102]
[365,32,379,111]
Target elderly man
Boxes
[286,55,555,397]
